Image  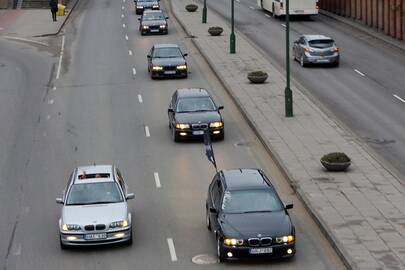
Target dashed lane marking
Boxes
[138,94,143,103]
[145,126,150,137]
[121,14,125,18]
[265,14,271,18]
[167,238,178,261]
[281,24,286,27]
[132,67,136,76]
[125,35,129,40]
[128,50,132,55]
[122,23,126,28]
[154,172,161,188]
[56,35,65,79]
[48,99,54,105]
[249,6,254,9]
[393,94,405,103]
[354,69,365,76]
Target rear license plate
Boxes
[294,10,304,13]
[249,247,273,254]
[192,130,204,135]
[164,70,176,74]
[85,233,107,240]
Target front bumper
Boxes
[151,68,187,78]
[60,227,131,246]
[305,54,339,65]
[174,128,223,139]
[221,242,295,260]
[141,27,168,35]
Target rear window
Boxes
[309,39,334,48]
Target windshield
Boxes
[221,189,283,214]
[138,0,155,3]
[66,182,124,205]
[176,97,216,112]
[309,39,334,48]
[143,13,165,21]
[153,47,182,58]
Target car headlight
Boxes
[175,123,190,129]
[61,224,81,231]
[224,238,244,246]
[110,219,129,228]
[152,5,159,8]
[152,65,163,70]
[142,25,149,29]
[159,24,167,29]
[209,121,223,128]
[275,235,294,244]
[176,64,187,70]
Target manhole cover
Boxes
[192,254,217,265]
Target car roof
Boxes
[176,88,210,98]
[303,34,333,41]
[74,165,114,184]
[154,43,179,49]
[221,168,273,190]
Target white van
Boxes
[258,0,319,17]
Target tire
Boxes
[217,238,225,262]
[172,128,180,142]
[206,206,212,231]
[300,55,306,67]
[334,61,340,67]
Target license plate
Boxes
[317,59,329,63]
[249,247,273,254]
[150,29,159,32]
[85,233,107,240]
[192,130,204,135]
[294,10,304,13]
[164,70,176,74]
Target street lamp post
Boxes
[230,0,236,53]
[202,0,207,23]
[284,0,293,117]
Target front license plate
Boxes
[164,70,176,74]
[317,59,329,63]
[192,130,204,135]
[249,247,273,254]
[150,29,159,32]
[85,233,107,240]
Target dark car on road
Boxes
[147,44,188,79]
[138,10,168,35]
[168,88,224,142]
[293,34,339,67]
[206,169,295,262]
[135,0,159,15]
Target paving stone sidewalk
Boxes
[170,0,405,269]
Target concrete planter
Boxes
[185,4,198,12]
[208,27,223,36]
[320,152,351,171]
[247,71,268,83]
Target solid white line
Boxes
[122,23,126,28]
[138,94,143,103]
[265,14,271,18]
[145,126,150,137]
[167,238,177,261]
[56,35,65,79]
[281,24,286,27]
[354,69,365,76]
[125,35,129,40]
[249,6,254,9]
[154,172,161,188]
[128,50,132,55]
[132,67,136,76]
[393,94,405,103]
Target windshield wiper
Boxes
[85,201,118,205]
[241,210,273,214]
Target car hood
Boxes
[142,20,166,26]
[219,211,292,238]
[175,111,221,124]
[152,57,185,66]
[62,202,128,225]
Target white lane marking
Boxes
[56,35,65,79]
[145,126,150,137]
[122,6,125,10]
[265,14,271,18]
[48,99,54,105]
[122,23,126,28]
[123,0,125,2]
[47,115,51,120]
[393,94,405,103]
[128,50,132,55]
[52,86,56,91]
[281,23,286,27]
[12,244,21,256]
[125,35,129,40]
[167,238,178,261]
[249,6,254,9]
[354,69,365,76]
[154,172,162,188]
[4,36,48,46]
[138,94,143,103]
[121,14,125,18]
[132,67,137,76]
[235,0,240,2]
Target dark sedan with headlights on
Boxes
[147,44,188,79]
[206,168,295,262]
[168,88,224,142]
[135,0,159,15]
[138,10,168,35]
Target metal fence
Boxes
[320,0,405,41]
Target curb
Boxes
[169,1,354,269]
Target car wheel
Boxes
[172,128,180,142]
[217,238,225,262]
[206,206,212,231]
[300,55,306,67]
[334,61,340,67]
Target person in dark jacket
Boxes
[49,0,58,22]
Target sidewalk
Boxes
[170,0,405,269]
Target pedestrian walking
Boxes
[49,0,58,22]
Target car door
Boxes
[298,37,306,58]
[147,46,154,70]
[168,91,177,127]
[210,176,223,233]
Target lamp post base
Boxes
[230,32,236,54]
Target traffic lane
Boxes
[203,0,405,178]
[0,39,53,269]
[130,2,345,268]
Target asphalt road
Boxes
[203,0,405,180]
[1,0,345,269]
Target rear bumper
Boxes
[221,243,295,260]
[305,54,339,64]
[60,227,131,246]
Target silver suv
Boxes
[56,165,134,248]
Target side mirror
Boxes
[56,198,64,204]
[183,53,188,57]
[126,193,135,200]
[218,105,224,110]
[209,207,217,213]
[168,108,174,113]
[285,203,293,209]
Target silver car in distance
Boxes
[56,165,134,248]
